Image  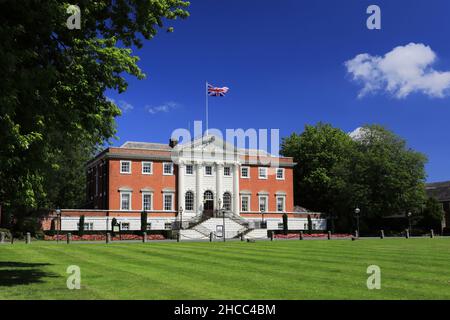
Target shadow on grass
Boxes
[0,262,58,287]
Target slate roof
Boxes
[120,141,172,151]
[426,181,450,202]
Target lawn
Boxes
[1,238,450,299]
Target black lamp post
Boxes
[354,207,361,236]
[56,208,61,243]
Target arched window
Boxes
[223,192,232,211]
[204,190,214,201]
[203,190,214,211]
[185,191,194,211]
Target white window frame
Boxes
[240,166,250,179]
[276,168,285,180]
[258,167,268,180]
[185,164,194,175]
[77,222,94,231]
[163,162,174,175]
[276,196,286,212]
[142,192,153,211]
[120,160,132,174]
[204,165,213,176]
[185,191,195,211]
[241,195,251,212]
[142,161,153,175]
[258,195,268,212]
[163,193,174,211]
[120,191,132,210]
[223,166,231,177]
[223,192,232,211]
[120,222,130,231]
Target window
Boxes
[241,166,250,178]
[121,222,130,231]
[163,194,173,211]
[224,166,231,176]
[186,164,193,175]
[142,162,153,174]
[146,223,152,230]
[120,161,131,174]
[241,195,250,212]
[205,165,212,176]
[276,196,285,212]
[142,192,152,211]
[223,192,232,211]
[276,168,285,180]
[278,223,284,229]
[77,222,94,231]
[185,191,194,211]
[258,167,268,179]
[163,162,173,175]
[165,222,172,230]
[120,192,131,210]
[259,196,268,212]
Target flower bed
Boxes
[274,233,352,239]
[44,234,165,241]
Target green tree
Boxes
[281,123,427,232]
[281,123,356,230]
[350,125,427,231]
[0,1,190,225]
[418,197,444,232]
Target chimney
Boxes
[169,138,178,148]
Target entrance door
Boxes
[203,190,214,217]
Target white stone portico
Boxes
[172,135,241,220]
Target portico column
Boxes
[233,164,240,215]
[177,162,185,218]
[216,163,223,210]
[195,162,202,214]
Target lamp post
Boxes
[219,198,225,242]
[354,207,361,237]
[179,206,183,230]
[407,212,412,234]
[55,208,61,243]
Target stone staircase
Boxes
[177,213,268,240]
[243,228,268,239]
[179,229,209,240]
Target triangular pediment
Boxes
[172,134,239,163]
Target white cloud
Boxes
[145,101,180,114]
[118,100,134,113]
[345,43,450,99]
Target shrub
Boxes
[78,215,85,236]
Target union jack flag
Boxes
[207,83,229,97]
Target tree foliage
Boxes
[281,123,427,232]
[0,1,190,223]
[418,197,444,231]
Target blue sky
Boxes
[106,0,450,182]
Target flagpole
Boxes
[205,81,208,136]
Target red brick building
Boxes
[49,135,326,239]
